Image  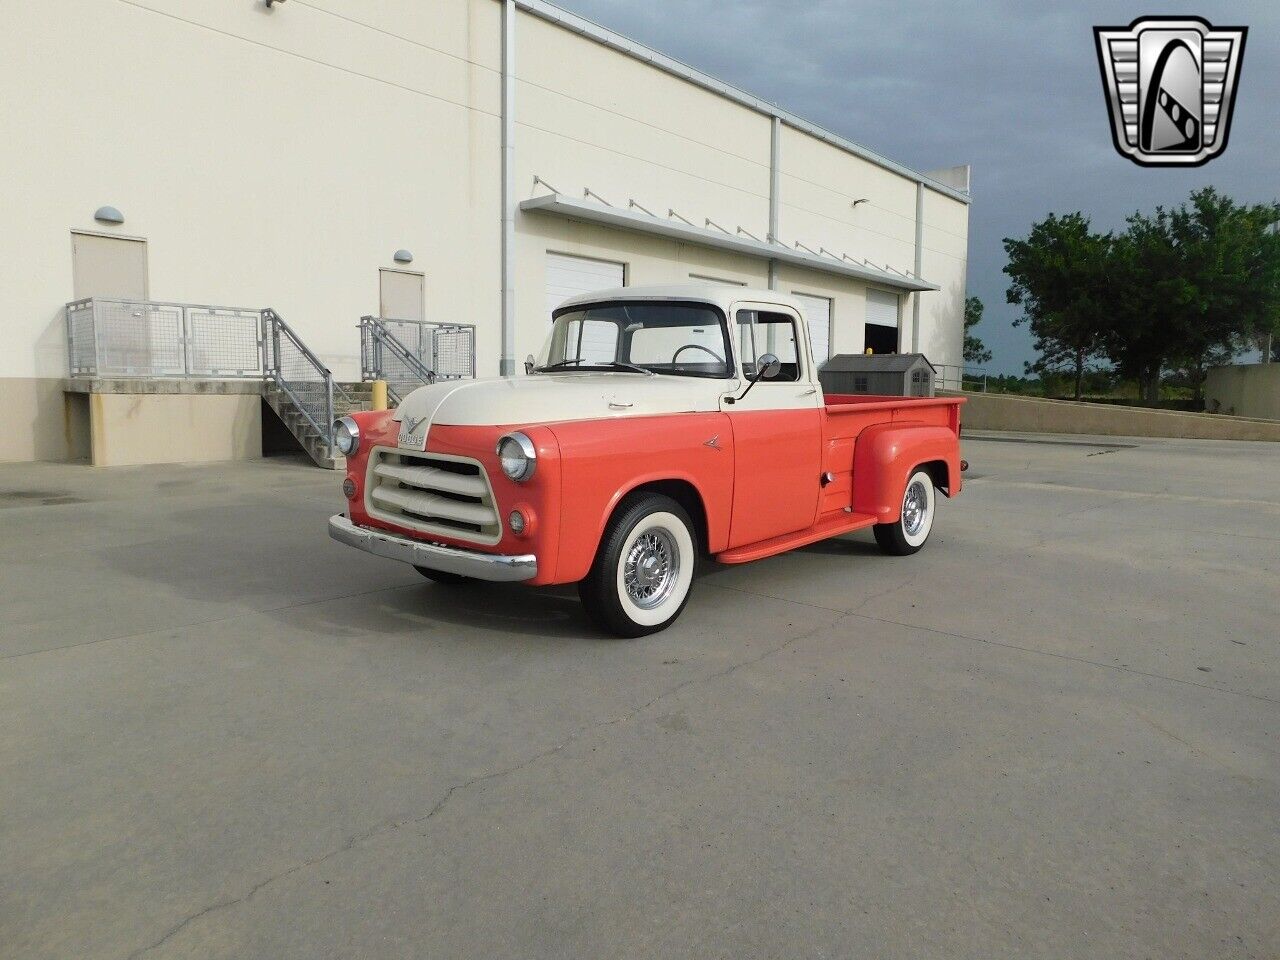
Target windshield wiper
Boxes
[537,359,655,376]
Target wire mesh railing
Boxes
[66,297,347,458]
[360,316,476,404]
[64,297,267,378]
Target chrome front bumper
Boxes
[328,514,537,582]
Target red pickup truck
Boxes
[330,286,964,636]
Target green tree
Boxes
[963,296,992,365]
[1105,209,1187,404]
[1168,189,1280,400]
[1003,213,1112,400]
[1109,188,1280,403]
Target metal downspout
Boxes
[768,116,780,291]
[500,0,516,376]
[911,181,924,353]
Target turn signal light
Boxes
[342,477,357,499]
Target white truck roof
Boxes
[555,283,808,318]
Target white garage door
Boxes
[793,293,832,366]
[545,253,625,319]
[865,288,900,327]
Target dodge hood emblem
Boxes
[397,415,429,450]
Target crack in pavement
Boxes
[122,609,846,959]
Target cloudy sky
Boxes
[556,0,1279,374]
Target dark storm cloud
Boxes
[556,0,1280,373]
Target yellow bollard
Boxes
[371,379,388,411]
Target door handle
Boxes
[798,388,817,396]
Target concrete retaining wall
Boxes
[942,390,1280,441]
[83,393,262,467]
[1205,363,1280,420]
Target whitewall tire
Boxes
[873,468,937,556]
[579,493,696,637]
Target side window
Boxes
[563,318,618,363]
[735,310,801,382]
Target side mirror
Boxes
[726,353,782,405]
[755,353,781,381]
[523,354,536,375]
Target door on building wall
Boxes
[722,306,822,548]
[72,232,148,300]
[864,288,900,354]
[72,232,165,373]
[793,292,832,367]
[379,269,425,321]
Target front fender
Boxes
[851,422,961,523]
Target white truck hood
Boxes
[392,373,728,438]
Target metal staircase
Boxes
[360,316,476,405]
[262,309,370,469]
[64,300,474,471]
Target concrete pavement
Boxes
[2,436,1277,959]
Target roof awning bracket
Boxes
[519,194,939,293]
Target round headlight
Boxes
[333,416,360,457]
[496,432,537,482]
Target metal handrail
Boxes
[935,363,989,393]
[264,308,350,459]
[359,316,437,404]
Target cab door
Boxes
[721,305,823,548]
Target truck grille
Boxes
[365,448,501,544]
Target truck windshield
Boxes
[536,302,732,378]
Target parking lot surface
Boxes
[3,434,1278,959]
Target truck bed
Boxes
[809,393,964,529]
[823,393,963,440]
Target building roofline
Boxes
[514,0,972,205]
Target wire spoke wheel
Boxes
[901,479,930,537]
[622,527,680,609]
[873,467,937,555]
[579,494,697,637]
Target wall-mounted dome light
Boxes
[94,206,125,224]
[393,249,413,264]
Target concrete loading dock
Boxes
[2,434,1277,958]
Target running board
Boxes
[715,511,879,565]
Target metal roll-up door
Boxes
[545,253,625,318]
[864,288,900,353]
[793,293,832,366]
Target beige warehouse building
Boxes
[0,0,971,465]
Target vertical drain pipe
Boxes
[767,115,781,291]
[911,180,924,354]
[499,0,516,376]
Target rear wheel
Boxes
[578,493,696,637]
[414,565,471,585]
[873,469,936,556]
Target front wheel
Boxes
[873,469,937,556]
[578,493,697,637]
